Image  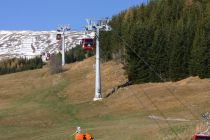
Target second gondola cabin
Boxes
[192,134,210,140]
[56,34,62,40]
[82,38,94,51]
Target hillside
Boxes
[0,57,210,140]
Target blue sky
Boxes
[0,0,147,31]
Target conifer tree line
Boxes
[65,45,95,64]
[0,57,43,75]
[0,44,94,75]
[100,0,210,83]
[49,46,94,74]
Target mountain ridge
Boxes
[0,30,95,61]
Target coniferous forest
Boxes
[65,45,95,64]
[100,0,210,83]
[0,57,43,75]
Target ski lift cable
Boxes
[111,30,200,121]
[130,88,178,139]
[100,84,178,137]
[140,88,180,138]
[100,84,179,138]
[100,91,173,139]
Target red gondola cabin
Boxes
[192,134,210,140]
[82,38,94,51]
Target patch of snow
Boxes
[148,115,190,122]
